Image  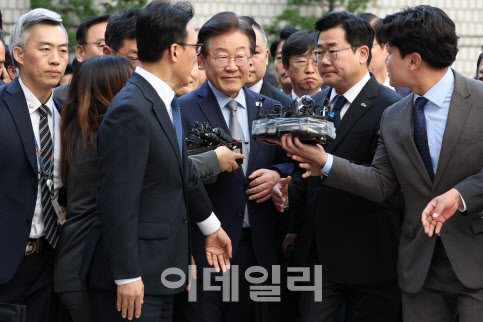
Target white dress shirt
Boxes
[248,78,263,94]
[19,77,62,239]
[116,68,222,286]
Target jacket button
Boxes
[317,186,321,191]
[25,218,31,225]
[32,185,37,191]
[183,217,188,224]
[238,211,244,217]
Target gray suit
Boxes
[323,70,483,295]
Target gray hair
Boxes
[10,8,68,69]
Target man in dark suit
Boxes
[274,12,403,322]
[0,8,68,322]
[240,16,294,108]
[179,12,293,322]
[280,6,483,322]
[89,2,232,321]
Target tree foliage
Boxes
[31,0,147,53]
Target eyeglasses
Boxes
[166,43,203,56]
[80,41,106,48]
[312,46,357,62]
[207,54,251,68]
[290,57,318,69]
[112,49,139,63]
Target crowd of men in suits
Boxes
[1,1,483,322]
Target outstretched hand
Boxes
[205,227,232,273]
[422,188,462,237]
[272,176,291,212]
[278,135,327,178]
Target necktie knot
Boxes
[414,97,428,112]
[226,100,238,113]
[38,104,50,118]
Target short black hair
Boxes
[4,44,12,68]
[238,16,267,47]
[270,26,299,58]
[281,30,318,68]
[198,12,256,57]
[358,13,385,47]
[315,11,373,66]
[476,53,483,76]
[76,15,110,45]
[105,8,140,52]
[382,5,458,69]
[136,0,194,62]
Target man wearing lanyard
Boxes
[0,8,68,322]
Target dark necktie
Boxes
[171,96,183,158]
[331,95,347,128]
[38,104,59,248]
[226,99,249,227]
[413,97,434,181]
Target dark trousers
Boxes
[90,289,174,321]
[298,245,401,322]
[58,290,91,322]
[0,241,55,322]
[402,237,483,322]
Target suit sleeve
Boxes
[185,152,214,224]
[188,150,221,184]
[454,168,483,216]
[97,103,148,280]
[287,168,312,234]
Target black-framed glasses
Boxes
[312,46,358,62]
[290,57,318,69]
[79,41,106,48]
[166,43,203,56]
[207,54,251,68]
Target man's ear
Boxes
[76,44,84,63]
[408,52,422,71]
[358,45,370,65]
[103,45,113,55]
[12,46,24,67]
[198,54,206,70]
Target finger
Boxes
[428,220,437,238]
[217,254,227,272]
[280,176,292,185]
[121,294,128,318]
[247,180,266,192]
[127,297,135,320]
[249,189,270,201]
[117,291,122,312]
[248,169,264,180]
[435,222,443,235]
[432,199,445,219]
[248,182,270,196]
[134,296,143,319]
[206,252,213,266]
[302,169,313,179]
[233,153,245,159]
[212,253,220,272]
[256,193,272,203]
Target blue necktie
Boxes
[171,96,183,158]
[331,95,347,128]
[413,97,434,181]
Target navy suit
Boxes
[0,78,62,321]
[178,82,293,322]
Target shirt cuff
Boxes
[196,212,221,236]
[115,277,141,285]
[457,191,467,212]
[320,153,334,177]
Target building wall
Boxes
[3,0,482,77]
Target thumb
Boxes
[432,198,446,218]
[248,169,264,179]
[280,176,292,186]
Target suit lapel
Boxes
[398,93,433,186]
[433,71,471,188]
[326,78,377,154]
[130,73,184,175]
[5,78,37,174]
[245,87,259,176]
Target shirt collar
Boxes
[330,72,371,103]
[135,66,176,108]
[19,77,54,115]
[208,81,246,110]
[247,78,263,94]
[414,67,454,108]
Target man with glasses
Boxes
[179,11,293,322]
[88,2,232,321]
[281,30,324,102]
[273,12,403,322]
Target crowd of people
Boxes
[0,1,482,322]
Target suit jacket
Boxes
[324,70,483,292]
[89,72,213,295]
[179,82,293,272]
[290,76,403,284]
[0,78,62,284]
[53,84,69,101]
[260,78,295,108]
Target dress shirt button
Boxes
[429,143,433,147]
[32,185,37,191]
[427,117,430,121]
[183,217,188,224]
[25,218,31,225]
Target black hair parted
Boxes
[105,8,139,52]
[198,11,256,57]
[136,0,194,63]
[358,13,386,47]
[315,11,374,66]
[269,27,299,58]
[382,5,458,69]
[76,15,110,45]
[281,30,318,68]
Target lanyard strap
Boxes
[33,106,56,178]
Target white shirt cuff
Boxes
[196,212,221,236]
[115,277,141,285]
[457,191,467,212]
[320,153,334,177]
